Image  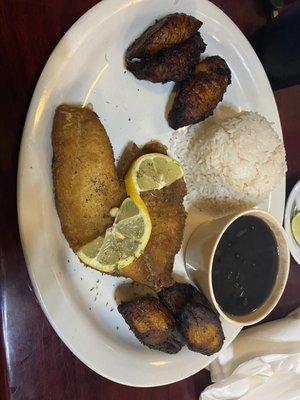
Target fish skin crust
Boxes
[168,56,231,129]
[126,33,206,83]
[125,13,202,60]
[52,105,125,251]
[118,141,187,291]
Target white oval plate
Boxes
[18,0,285,387]
[284,181,300,265]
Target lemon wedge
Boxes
[291,212,300,245]
[77,197,151,272]
[125,153,184,200]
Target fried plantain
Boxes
[194,55,231,75]
[118,296,184,353]
[158,283,209,315]
[126,13,202,60]
[179,303,224,355]
[126,33,206,83]
[168,56,231,129]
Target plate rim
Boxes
[284,180,300,265]
[17,0,285,387]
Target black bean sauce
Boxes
[212,216,278,316]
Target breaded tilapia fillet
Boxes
[118,141,187,291]
[52,105,124,250]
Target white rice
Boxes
[169,110,287,217]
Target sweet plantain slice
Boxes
[168,56,231,129]
[179,303,224,355]
[118,296,185,353]
[126,33,206,83]
[158,283,209,315]
[194,55,231,74]
[126,13,202,60]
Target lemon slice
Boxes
[77,197,151,272]
[125,153,184,199]
[291,212,300,245]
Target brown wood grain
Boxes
[0,1,299,399]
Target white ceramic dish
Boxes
[18,0,285,387]
[186,209,290,326]
[284,180,300,265]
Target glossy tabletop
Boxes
[1,1,300,399]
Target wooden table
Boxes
[1,1,300,399]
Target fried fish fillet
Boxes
[126,13,202,60]
[52,105,124,251]
[179,303,224,355]
[126,33,206,83]
[118,296,184,353]
[117,141,187,291]
[168,56,231,129]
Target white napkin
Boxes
[201,308,300,400]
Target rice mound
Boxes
[170,111,287,217]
